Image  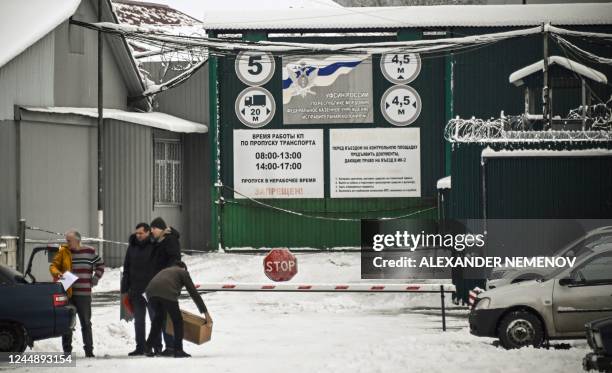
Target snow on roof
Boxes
[436,176,451,190]
[509,56,608,86]
[481,147,612,159]
[112,0,202,24]
[203,3,612,31]
[21,107,208,133]
[0,0,81,68]
[111,0,206,61]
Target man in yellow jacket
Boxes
[49,230,104,357]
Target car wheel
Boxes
[0,323,27,353]
[497,310,544,349]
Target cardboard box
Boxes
[165,309,212,345]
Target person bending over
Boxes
[144,261,211,358]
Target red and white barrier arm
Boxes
[195,283,456,293]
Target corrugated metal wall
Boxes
[0,121,18,235]
[103,119,153,266]
[453,26,612,119]
[53,0,128,110]
[0,32,55,120]
[19,119,98,240]
[484,152,612,219]
[183,133,212,250]
[217,34,444,248]
[102,121,212,265]
[143,61,210,125]
[449,142,612,220]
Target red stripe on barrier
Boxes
[298,285,312,290]
[335,285,349,290]
[222,284,236,289]
[406,286,420,291]
[262,285,275,289]
[370,286,385,290]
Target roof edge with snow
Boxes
[20,106,208,133]
[509,56,608,86]
[203,3,612,31]
[481,147,612,159]
[0,0,81,68]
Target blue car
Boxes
[0,249,76,352]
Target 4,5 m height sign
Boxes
[233,129,324,199]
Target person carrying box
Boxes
[144,260,211,358]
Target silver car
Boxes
[487,226,612,290]
[470,247,612,349]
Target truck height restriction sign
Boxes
[235,87,276,128]
[264,249,298,282]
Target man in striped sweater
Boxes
[50,230,105,357]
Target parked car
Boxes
[0,246,75,352]
[487,226,612,290]
[583,316,612,372]
[470,247,612,349]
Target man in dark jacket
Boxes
[145,261,211,358]
[150,217,181,272]
[121,223,172,356]
[149,217,181,355]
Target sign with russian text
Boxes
[329,128,421,198]
[282,54,373,124]
[233,129,324,199]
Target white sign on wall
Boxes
[235,51,275,86]
[233,129,324,199]
[380,52,421,84]
[329,128,421,198]
[380,85,422,126]
[235,87,276,128]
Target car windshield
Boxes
[557,232,612,260]
[544,243,612,281]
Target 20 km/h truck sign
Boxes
[264,249,298,282]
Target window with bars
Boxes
[154,140,182,205]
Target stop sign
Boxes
[263,249,297,282]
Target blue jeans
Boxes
[130,293,173,350]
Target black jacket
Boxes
[120,234,156,295]
[145,265,207,313]
[153,227,182,271]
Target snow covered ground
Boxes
[10,253,588,373]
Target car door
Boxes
[552,251,612,334]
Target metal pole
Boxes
[17,219,26,273]
[208,32,221,251]
[542,23,551,129]
[481,157,487,232]
[97,0,104,258]
[581,79,587,131]
[440,285,447,332]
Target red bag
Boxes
[122,295,134,315]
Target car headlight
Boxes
[589,329,604,350]
[489,270,507,280]
[474,297,491,310]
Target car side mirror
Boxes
[559,277,574,286]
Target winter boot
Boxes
[160,348,175,357]
[174,349,191,358]
[144,344,156,357]
[128,348,145,356]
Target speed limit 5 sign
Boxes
[235,51,275,86]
